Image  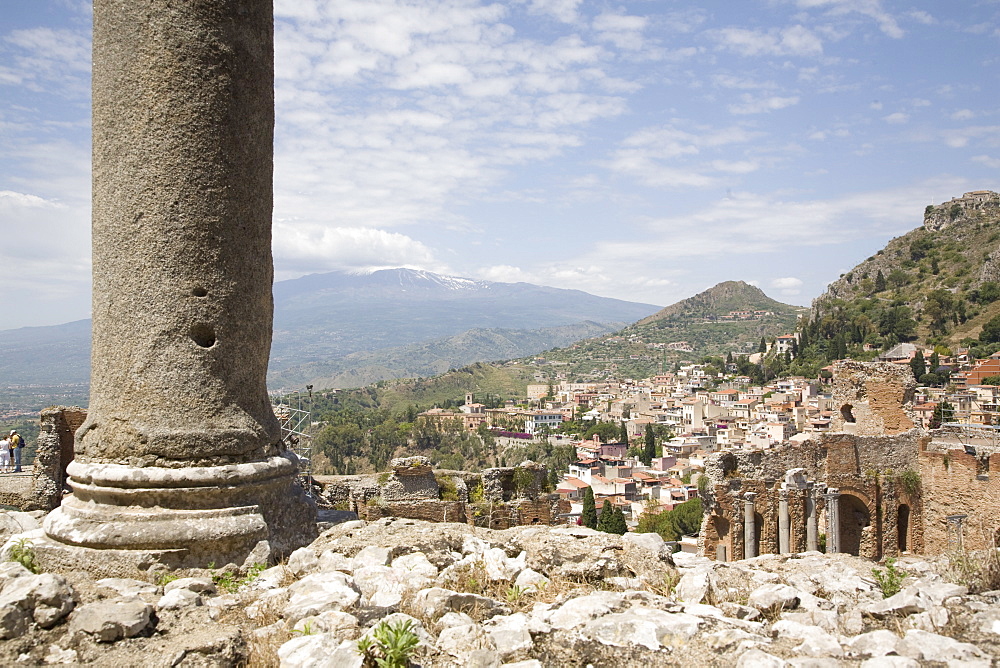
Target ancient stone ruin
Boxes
[700,358,1000,562]
[34,0,315,574]
[314,457,568,529]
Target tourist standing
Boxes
[9,430,22,473]
[0,434,9,473]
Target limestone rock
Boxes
[284,572,361,624]
[288,547,319,576]
[278,635,363,668]
[0,572,75,637]
[580,606,702,650]
[484,613,534,658]
[68,598,153,643]
[157,588,202,610]
[96,578,158,598]
[748,583,802,613]
[736,649,787,667]
[164,577,216,595]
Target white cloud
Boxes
[793,0,904,38]
[972,155,1000,169]
[593,12,649,51]
[273,224,440,278]
[729,95,800,115]
[711,25,823,57]
[771,276,804,295]
[942,126,1000,149]
[951,109,975,121]
[883,112,909,124]
[518,0,582,24]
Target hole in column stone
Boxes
[191,286,208,297]
[190,324,216,348]
[841,404,855,423]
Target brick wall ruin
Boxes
[918,440,1000,553]
[701,361,927,562]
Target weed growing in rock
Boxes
[872,557,906,598]
[505,584,528,603]
[156,572,179,587]
[8,538,39,573]
[213,562,267,593]
[358,619,420,668]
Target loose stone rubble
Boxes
[1,513,999,666]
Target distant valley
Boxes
[0,268,659,408]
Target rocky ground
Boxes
[1,511,999,667]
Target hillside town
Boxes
[417,336,1000,542]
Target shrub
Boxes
[899,469,921,496]
[435,473,459,502]
[358,619,420,668]
[7,538,39,574]
[872,557,906,598]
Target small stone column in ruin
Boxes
[41,0,316,570]
[824,488,841,554]
[743,492,757,559]
[806,484,818,552]
[778,488,790,554]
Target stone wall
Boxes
[313,459,567,530]
[0,407,83,512]
[829,360,916,435]
[919,440,1000,553]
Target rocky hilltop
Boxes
[815,189,1000,344]
[1,512,997,667]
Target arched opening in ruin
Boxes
[711,515,731,562]
[840,404,856,423]
[754,511,766,554]
[839,494,871,556]
[897,504,910,552]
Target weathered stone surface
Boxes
[292,610,359,638]
[580,606,702,650]
[736,649,787,667]
[287,547,319,576]
[896,629,989,664]
[548,591,626,630]
[484,613,533,658]
[846,630,901,657]
[68,599,152,642]
[96,578,158,598]
[863,580,967,617]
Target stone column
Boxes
[778,488,790,554]
[743,492,757,559]
[806,484,818,552]
[41,0,315,572]
[824,488,841,554]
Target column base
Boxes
[41,454,316,572]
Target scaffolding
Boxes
[272,387,315,498]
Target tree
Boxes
[642,423,656,466]
[619,422,630,446]
[758,337,767,353]
[930,401,954,429]
[981,315,1000,344]
[598,501,627,535]
[929,351,940,372]
[581,487,597,529]
[874,270,886,293]
[910,350,926,381]
[635,498,703,541]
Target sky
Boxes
[1,0,998,328]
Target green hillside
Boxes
[526,281,805,380]
[811,190,1000,357]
